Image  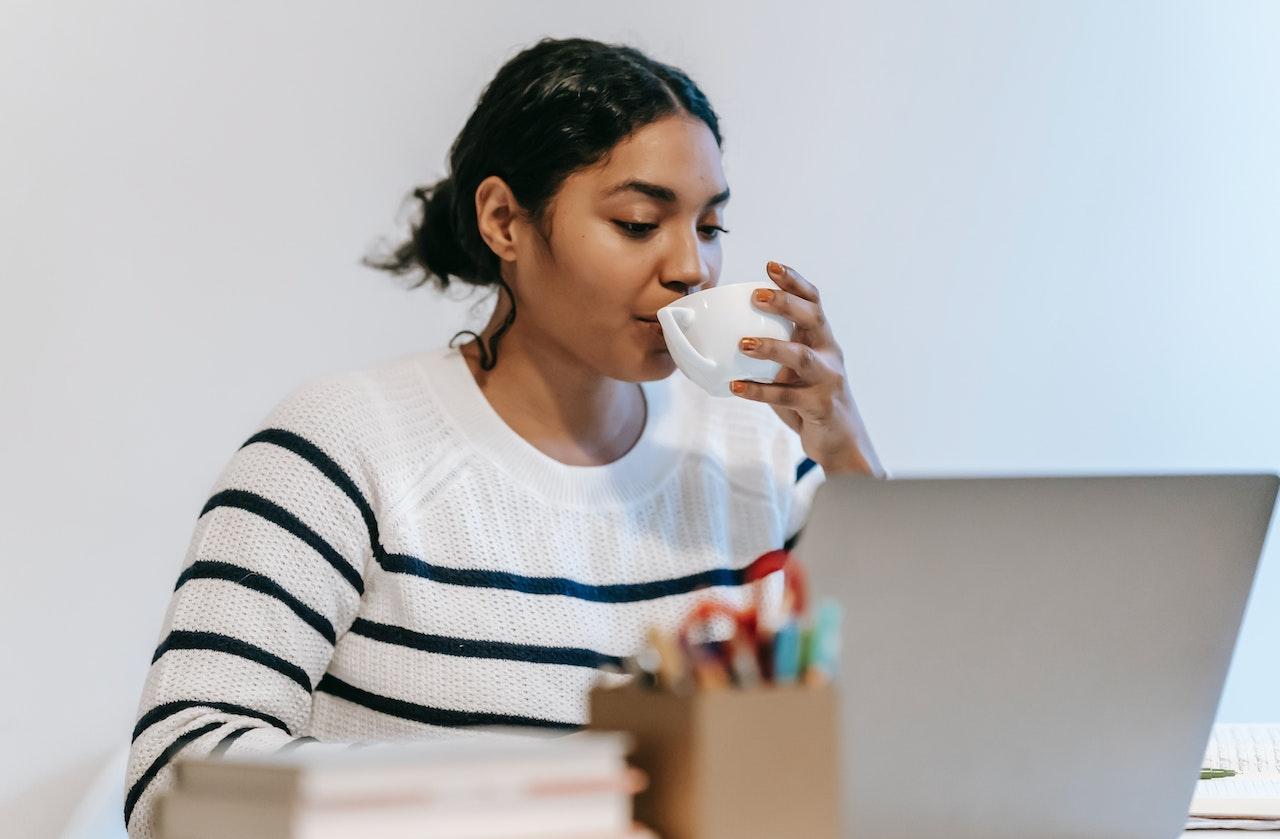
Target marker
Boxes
[772,619,801,685]
[806,599,843,682]
[755,630,775,683]
[797,625,815,677]
[727,635,761,688]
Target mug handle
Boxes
[655,307,719,384]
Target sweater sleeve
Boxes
[124,372,385,839]
[784,441,826,550]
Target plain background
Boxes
[2,1,1277,835]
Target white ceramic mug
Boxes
[656,282,794,398]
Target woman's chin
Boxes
[639,350,678,380]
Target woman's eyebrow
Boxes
[603,179,731,209]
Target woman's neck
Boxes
[458,331,647,468]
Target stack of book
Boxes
[156,728,657,839]
[1188,723,1280,830]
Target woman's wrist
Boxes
[820,447,886,479]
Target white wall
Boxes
[2,1,1277,834]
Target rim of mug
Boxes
[668,281,771,303]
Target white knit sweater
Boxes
[124,344,826,838]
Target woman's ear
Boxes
[474,175,522,263]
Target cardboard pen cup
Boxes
[588,679,840,839]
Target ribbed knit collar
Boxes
[415,345,688,507]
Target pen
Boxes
[1200,767,1237,779]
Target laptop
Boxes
[791,473,1279,839]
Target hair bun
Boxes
[411,177,478,283]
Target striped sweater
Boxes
[124,344,826,838]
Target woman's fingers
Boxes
[755,263,836,349]
[738,336,839,385]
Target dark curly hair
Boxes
[361,37,724,371]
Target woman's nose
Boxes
[663,233,714,292]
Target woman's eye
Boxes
[615,221,658,237]
[613,221,730,240]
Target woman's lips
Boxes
[635,317,665,341]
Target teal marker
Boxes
[772,619,801,684]
[807,599,843,680]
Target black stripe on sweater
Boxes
[124,720,224,826]
[376,547,783,603]
[174,560,336,645]
[132,700,291,743]
[242,427,386,564]
[209,725,257,757]
[152,630,312,693]
[784,528,804,552]
[316,673,580,732]
[786,456,819,548]
[199,488,364,596]
[348,618,625,670]
[275,736,318,754]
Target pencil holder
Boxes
[587,679,840,839]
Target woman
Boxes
[124,36,883,839]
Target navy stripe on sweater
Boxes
[784,528,803,552]
[152,630,312,693]
[227,431,812,602]
[175,559,337,645]
[200,488,364,596]
[180,561,343,645]
[316,673,580,731]
[243,427,387,563]
[210,724,258,757]
[214,422,815,603]
[124,720,224,826]
[132,700,291,743]
[275,735,319,754]
[786,456,819,547]
[349,618,625,670]
[376,545,784,603]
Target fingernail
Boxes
[739,337,759,351]
[754,288,774,304]
[767,261,784,277]
[730,381,747,394]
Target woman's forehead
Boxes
[565,116,727,203]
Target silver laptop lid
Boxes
[793,473,1278,839]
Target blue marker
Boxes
[772,619,802,684]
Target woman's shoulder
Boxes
[254,348,456,482]
[270,346,447,417]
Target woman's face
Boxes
[501,114,729,383]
